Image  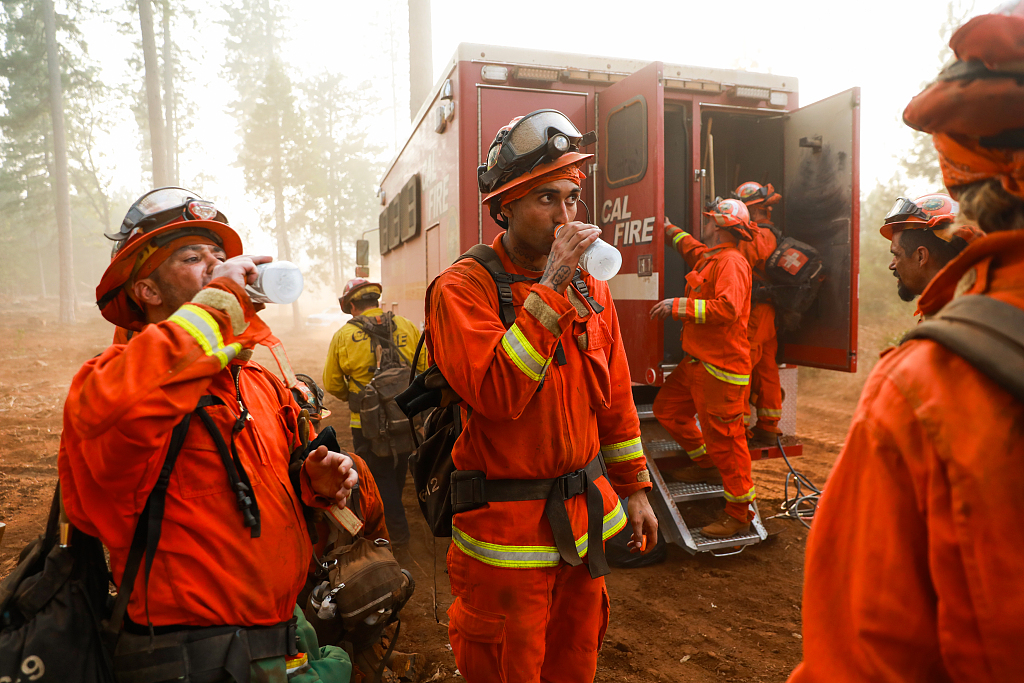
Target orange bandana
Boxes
[499,163,586,208]
[933,133,1024,199]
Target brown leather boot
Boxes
[748,425,781,447]
[701,514,751,538]
[672,465,723,484]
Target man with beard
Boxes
[882,193,980,304]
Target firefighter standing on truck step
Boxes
[652,198,757,539]
[322,278,427,548]
[789,3,1024,680]
[59,187,357,681]
[732,181,786,444]
[427,109,657,682]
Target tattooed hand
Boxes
[539,222,601,294]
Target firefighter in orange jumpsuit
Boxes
[879,193,982,305]
[732,182,785,443]
[789,4,1024,681]
[427,110,658,683]
[652,198,756,538]
[58,188,358,679]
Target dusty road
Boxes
[0,303,872,682]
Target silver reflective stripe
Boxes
[451,527,561,568]
[169,304,241,368]
[451,499,629,569]
[500,323,549,382]
[601,437,644,464]
[686,444,708,460]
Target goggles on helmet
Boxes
[107,187,228,249]
[883,196,930,224]
[478,109,597,195]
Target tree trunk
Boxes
[161,0,177,184]
[407,0,432,121]
[139,0,168,187]
[271,153,301,329]
[43,0,75,323]
[330,223,341,294]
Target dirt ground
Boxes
[0,301,873,682]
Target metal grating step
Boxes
[692,527,763,551]
[665,480,725,502]
[636,403,655,421]
[645,439,682,455]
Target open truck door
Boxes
[598,61,665,385]
[781,88,860,372]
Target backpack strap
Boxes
[106,394,221,637]
[459,244,537,328]
[571,269,605,315]
[901,294,1024,403]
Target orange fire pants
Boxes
[748,332,783,434]
[653,361,755,522]
[447,545,609,683]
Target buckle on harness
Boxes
[450,469,487,514]
[556,468,587,500]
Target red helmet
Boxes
[340,278,382,314]
[704,198,755,241]
[733,181,781,207]
[879,193,959,240]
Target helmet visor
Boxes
[504,110,583,158]
[884,197,929,223]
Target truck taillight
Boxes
[732,86,771,101]
[515,67,559,82]
[481,65,508,83]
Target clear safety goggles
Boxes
[108,187,225,245]
[480,109,595,193]
[883,197,929,224]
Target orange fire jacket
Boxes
[670,231,753,383]
[425,234,651,568]
[59,278,329,627]
[789,231,1024,682]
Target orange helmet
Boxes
[733,181,781,207]
[96,187,242,330]
[340,278,382,314]
[479,110,596,228]
[704,198,755,241]
[879,193,959,240]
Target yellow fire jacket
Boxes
[322,308,428,428]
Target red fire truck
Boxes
[371,43,859,554]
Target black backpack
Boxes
[396,245,604,538]
[762,235,825,331]
[349,313,416,461]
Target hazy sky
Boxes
[81,0,980,266]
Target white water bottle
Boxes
[245,261,304,304]
[556,224,622,281]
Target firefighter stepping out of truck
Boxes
[322,278,427,547]
[651,198,757,539]
[426,109,658,682]
[732,181,785,444]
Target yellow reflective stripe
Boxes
[757,408,783,418]
[350,412,362,428]
[694,299,706,324]
[601,437,644,464]
[452,527,561,568]
[702,362,750,386]
[686,444,707,460]
[723,486,757,504]
[168,304,241,369]
[451,500,628,569]
[500,323,550,382]
[672,231,689,246]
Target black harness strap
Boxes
[450,455,611,579]
[460,244,537,327]
[193,400,261,538]
[571,269,605,315]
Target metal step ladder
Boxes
[636,403,768,556]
